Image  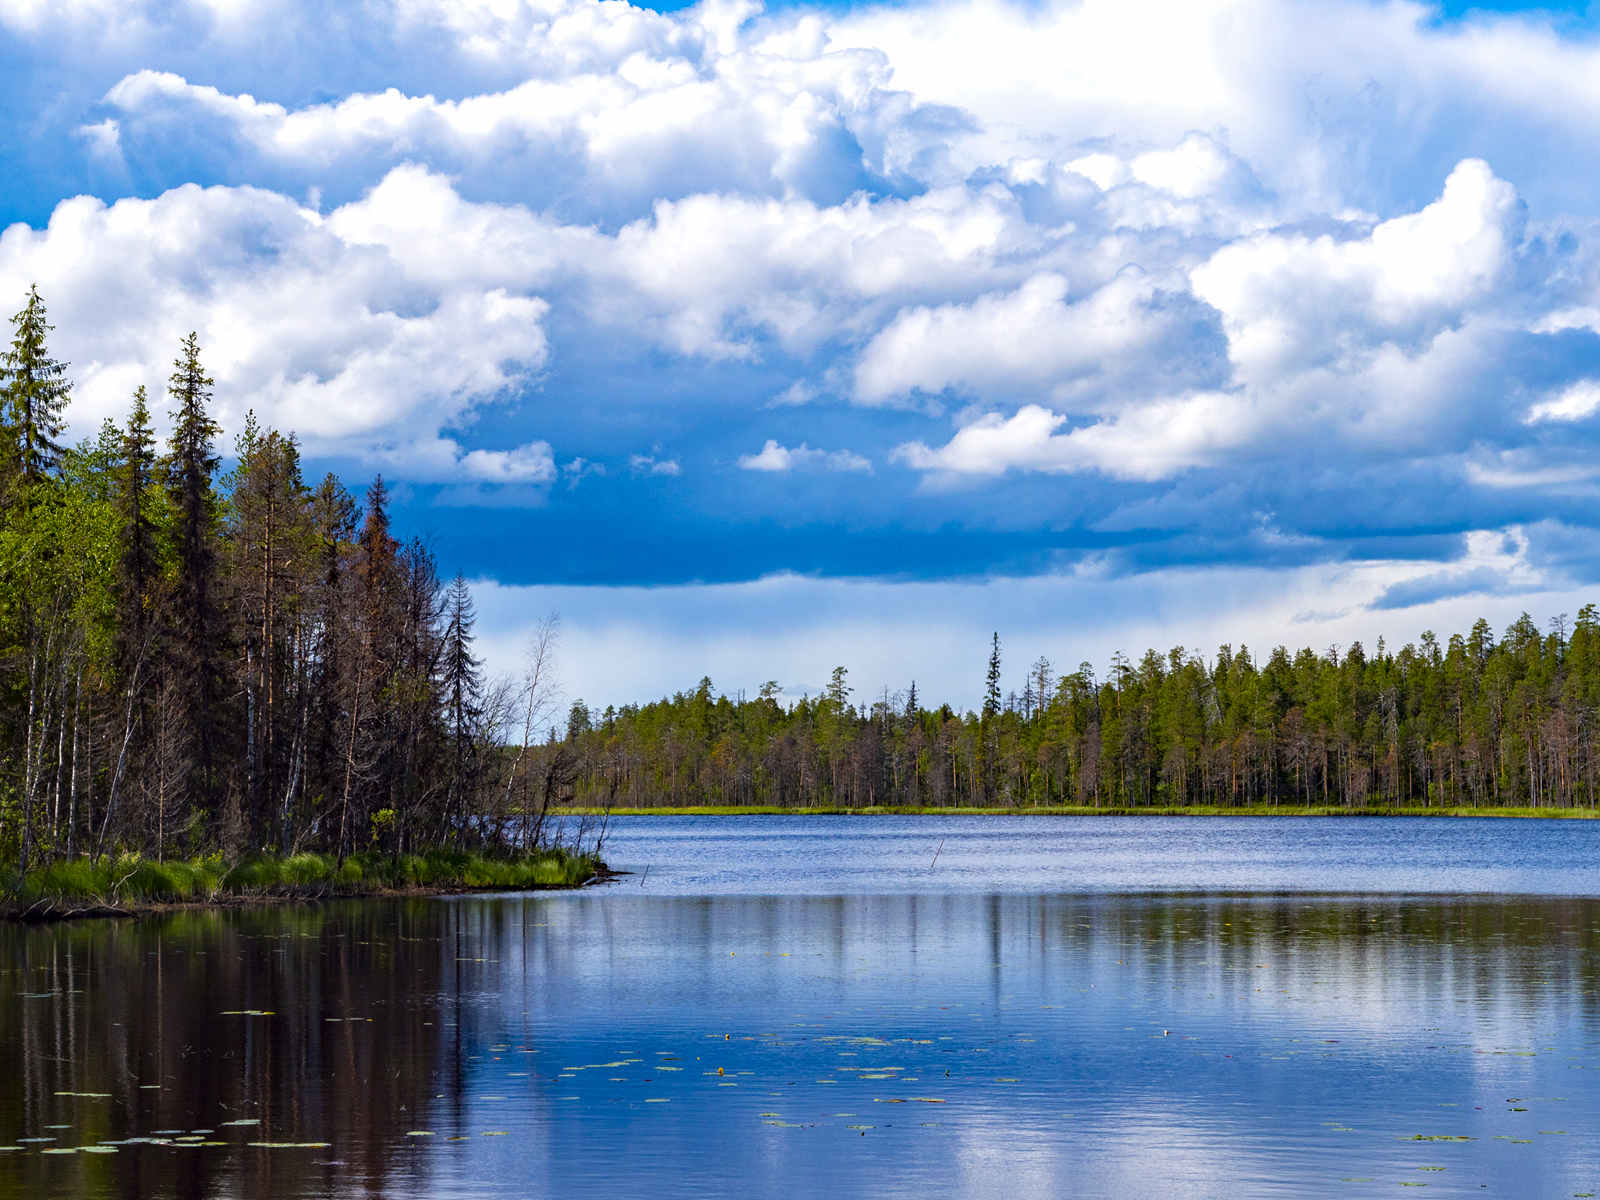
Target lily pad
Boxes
[248,1142,331,1148]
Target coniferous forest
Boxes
[7,284,1600,889]
[0,289,586,886]
[561,607,1600,810]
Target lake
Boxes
[3,815,1600,1198]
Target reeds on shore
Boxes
[1,847,600,917]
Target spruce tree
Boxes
[0,286,70,496]
[984,633,1002,719]
[116,386,159,676]
[309,471,357,828]
[441,579,476,748]
[164,333,224,823]
[981,633,1002,803]
[358,476,398,598]
[0,288,72,875]
[442,572,483,831]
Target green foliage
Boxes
[562,611,1600,811]
[0,284,70,488]
[5,847,595,910]
[0,294,559,870]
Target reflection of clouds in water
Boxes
[3,869,1596,1198]
[503,887,1600,1198]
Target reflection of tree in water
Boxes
[1,892,1598,1198]
[1042,894,1600,1020]
[0,900,481,1198]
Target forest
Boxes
[6,285,1600,886]
[561,608,1600,810]
[0,288,578,884]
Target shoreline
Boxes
[2,849,618,924]
[565,804,1600,818]
[3,867,625,924]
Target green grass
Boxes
[2,846,600,914]
[568,803,1600,818]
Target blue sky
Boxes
[5,0,1600,707]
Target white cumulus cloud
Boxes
[739,439,871,472]
[457,441,556,482]
[892,396,1246,482]
[895,159,1537,483]
[0,175,550,474]
[9,0,1600,569]
[1528,380,1600,424]
[853,270,1197,405]
[1191,158,1519,382]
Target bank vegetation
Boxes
[0,290,601,911]
[560,617,1600,811]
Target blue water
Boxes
[599,813,1600,895]
[3,817,1600,1198]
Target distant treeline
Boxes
[8,289,1597,865]
[0,289,576,878]
[563,617,1600,811]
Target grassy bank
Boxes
[2,847,603,919]
[569,804,1600,818]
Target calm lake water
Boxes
[4,816,1600,1199]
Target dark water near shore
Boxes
[4,817,1600,1198]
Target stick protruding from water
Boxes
[930,839,945,869]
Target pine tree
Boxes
[826,666,851,708]
[0,286,70,496]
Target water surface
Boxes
[601,813,1600,895]
[2,817,1600,1199]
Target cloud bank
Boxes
[5,0,1600,668]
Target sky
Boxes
[4,0,1600,710]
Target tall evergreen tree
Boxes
[358,476,397,598]
[0,286,70,495]
[115,386,159,676]
[164,333,225,824]
[984,633,1002,720]
[442,572,483,833]
[307,470,358,841]
[226,415,312,843]
[0,288,75,877]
